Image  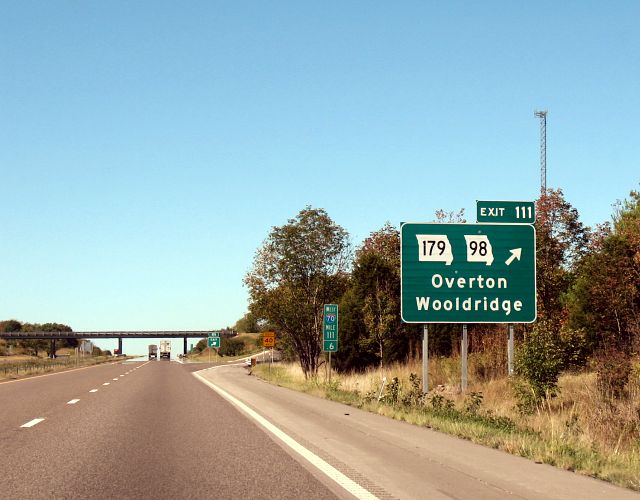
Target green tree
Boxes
[535,189,589,323]
[357,251,399,368]
[219,337,245,357]
[567,190,640,351]
[337,222,422,370]
[514,320,565,410]
[234,312,259,333]
[334,287,376,371]
[194,338,207,353]
[244,207,351,378]
[356,224,401,363]
[0,319,22,332]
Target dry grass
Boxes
[186,333,262,362]
[254,357,640,490]
[0,355,127,381]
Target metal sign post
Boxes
[507,323,514,376]
[208,334,220,364]
[422,324,429,394]
[461,324,468,392]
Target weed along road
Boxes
[0,360,337,499]
[2,360,638,500]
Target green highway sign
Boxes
[207,336,220,348]
[322,304,338,352]
[323,340,338,352]
[401,223,536,323]
[476,200,535,224]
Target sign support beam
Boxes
[422,324,429,394]
[461,324,468,392]
[507,324,514,376]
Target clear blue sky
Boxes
[1,2,638,354]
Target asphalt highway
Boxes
[4,359,639,500]
[0,359,339,499]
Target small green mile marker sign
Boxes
[323,304,338,352]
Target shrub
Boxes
[514,321,564,405]
[219,338,245,357]
[463,391,483,415]
[383,377,401,405]
[594,348,632,399]
[559,326,591,369]
[401,373,426,407]
[429,394,455,414]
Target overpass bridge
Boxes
[0,331,228,357]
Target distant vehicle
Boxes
[159,340,171,360]
[148,344,158,360]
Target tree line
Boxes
[0,320,109,357]
[243,188,640,388]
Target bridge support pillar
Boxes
[118,337,123,356]
[184,337,187,355]
[50,339,57,358]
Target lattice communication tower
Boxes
[534,110,547,194]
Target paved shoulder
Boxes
[197,365,640,500]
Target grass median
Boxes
[0,355,133,381]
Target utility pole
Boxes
[534,110,547,194]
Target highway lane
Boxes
[1,360,339,499]
[200,365,640,500]
[0,359,142,431]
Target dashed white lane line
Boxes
[113,378,119,381]
[21,418,45,428]
[89,389,98,393]
[103,382,110,386]
[67,399,80,405]
[193,370,378,500]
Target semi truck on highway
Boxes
[148,344,158,360]
[159,340,171,360]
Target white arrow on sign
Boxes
[505,248,522,266]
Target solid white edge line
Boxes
[193,371,378,500]
[21,418,45,428]
[67,399,80,404]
